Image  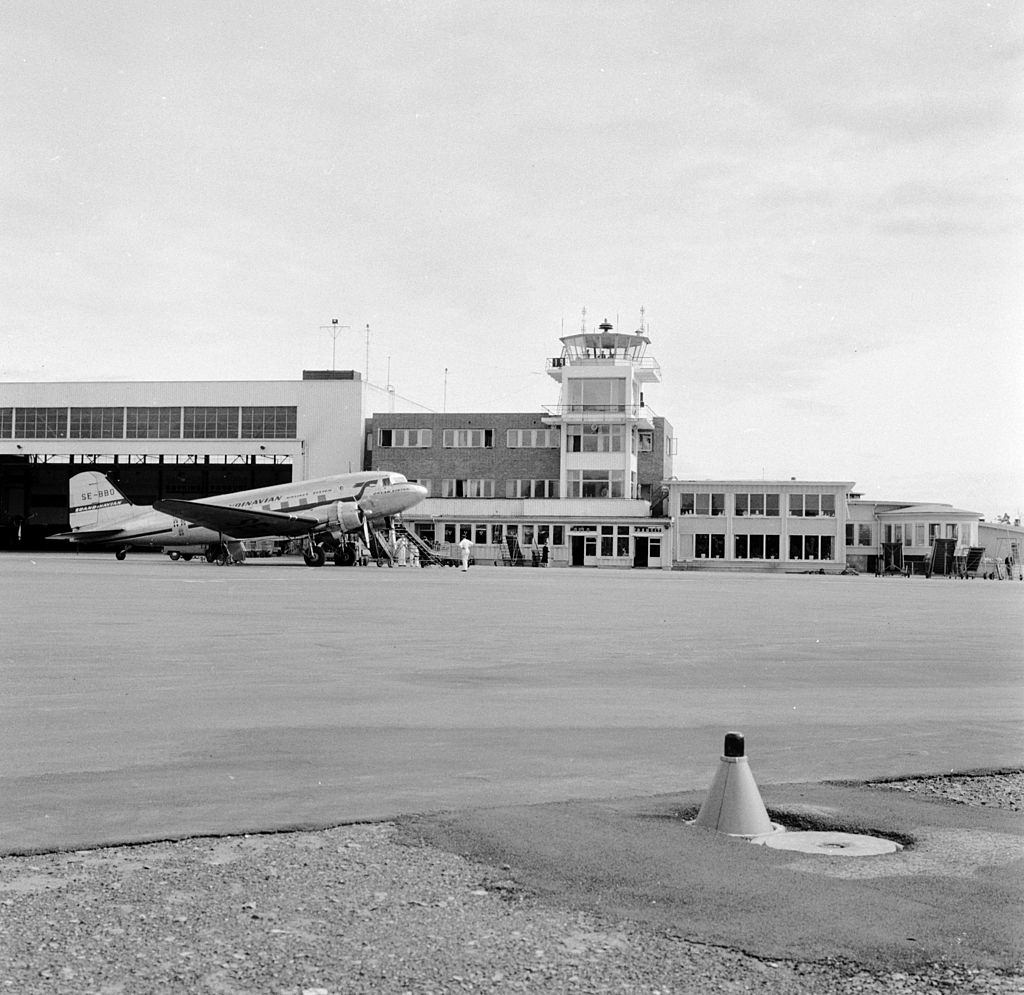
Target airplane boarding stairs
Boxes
[391,523,457,566]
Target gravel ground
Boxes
[1,774,1022,995]
[874,770,1024,812]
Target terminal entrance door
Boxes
[570,535,586,566]
[633,536,649,568]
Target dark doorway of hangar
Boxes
[2,458,293,550]
[570,535,586,566]
[633,536,649,568]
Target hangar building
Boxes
[0,371,428,547]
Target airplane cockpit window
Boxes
[381,477,391,486]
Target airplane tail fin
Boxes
[69,471,134,530]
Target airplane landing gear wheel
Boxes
[333,546,356,567]
[303,544,326,567]
[115,549,127,561]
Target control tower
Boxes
[543,313,661,502]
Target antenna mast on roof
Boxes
[320,318,350,371]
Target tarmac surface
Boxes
[399,778,1024,970]
[1,552,1022,973]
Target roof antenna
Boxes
[319,318,350,371]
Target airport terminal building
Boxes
[1,318,1013,574]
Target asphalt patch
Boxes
[396,779,1024,971]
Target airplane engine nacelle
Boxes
[330,501,364,533]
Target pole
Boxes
[319,319,350,371]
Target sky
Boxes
[3,1,1022,518]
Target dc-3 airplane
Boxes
[49,469,428,566]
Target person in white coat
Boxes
[458,535,473,571]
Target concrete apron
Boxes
[396,778,1024,971]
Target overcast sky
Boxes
[3,2,1021,517]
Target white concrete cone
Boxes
[693,732,774,837]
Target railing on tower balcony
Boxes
[541,402,658,422]
[547,356,661,377]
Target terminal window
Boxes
[241,406,297,439]
[0,408,11,438]
[183,407,239,439]
[567,469,624,498]
[126,407,181,438]
[441,478,495,498]
[679,492,725,516]
[735,534,781,559]
[506,428,559,448]
[565,377,626,412]
[566,423,624,453]
[378,428,432,448]
[734,492,780,517]
[506,479,558,498]
[598,524,631,557]
[788,493,836,518]
[442,429,494,448]
[789,535,834,560]
[14,407,67,438]
[69,407,124,439]
[694,533,726,558]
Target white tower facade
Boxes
[544,316,661,503]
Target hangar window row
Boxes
[0,406,297,440]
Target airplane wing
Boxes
[48,528,126,542]
[153,499,320,539]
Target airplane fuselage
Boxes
[62,471,425,552]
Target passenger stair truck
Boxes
[367,525,396,566]
[392,522,454,567]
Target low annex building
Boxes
[665,479,854,572]
[845,500,984,574]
